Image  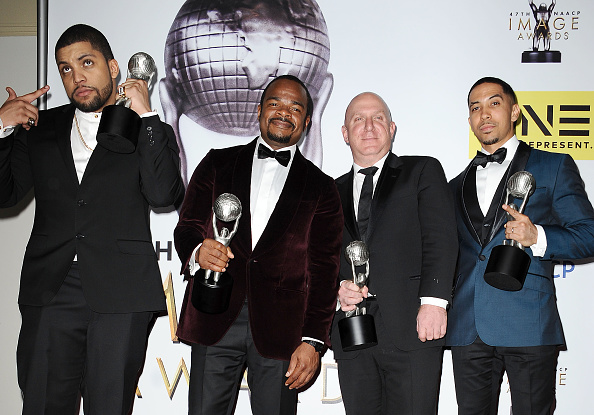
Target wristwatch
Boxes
[302,340,324,353]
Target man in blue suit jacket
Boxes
[447,77,594,415]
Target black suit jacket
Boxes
[175,138,343,360]
[0,103,183,313]
[331,153,458,357]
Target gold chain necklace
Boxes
[74,113,94,151]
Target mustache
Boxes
[73,85,98,95]
[269,117,295,129]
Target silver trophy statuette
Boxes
[116,52,157,108]
[207,193,242,283]
[339,240,377,351]
[503,171,536,249]
[345,241,370,316]
[192,193,242,314]
[484,171,536,291]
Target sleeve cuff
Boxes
[529,225,547,257]
[420,297,448,309]
[188,244,202,276]
[140,111,159,119]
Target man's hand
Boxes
[0,86,50,130]
[338,280,368,312]
[285,342,319,390]
[118,79,151,115]
[503,204,538,247]
[416,304,447,342]
[197,238,234,272]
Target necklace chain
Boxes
[74,114,94,151]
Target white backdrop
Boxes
[17,0,594,413]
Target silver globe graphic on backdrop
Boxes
[162,0,331,136]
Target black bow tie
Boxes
[257,144,291,167]
[472,147,507,168]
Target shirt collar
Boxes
[353,151,390,175]
[255,136,297,157]
[480,135,519,159]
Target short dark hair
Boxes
[468,77,518,106]
[55,24,114,62]
[259,75,314,132]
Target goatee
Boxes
[71,82,113,113]
[265,117,295,144]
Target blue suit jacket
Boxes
[447,142,594,347]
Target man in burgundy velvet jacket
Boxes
[174,75,343,415]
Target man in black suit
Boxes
[331,92,458,415]
[0,24,183,414]
[174,75,343,415]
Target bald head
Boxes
[342,92,396,167]
[344,92,392,125]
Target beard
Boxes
[70,80,113,113]
[480,136,500,146]
[265,117,295,144]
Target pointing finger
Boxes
[20,85,50,103]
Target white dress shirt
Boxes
[476,136,546,256]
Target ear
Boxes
[303,115,311,129]
[389,121,396,140]
[511,103,520,123]
[342,125,349,145]
[108,59,119,80]
[257,104,261,120]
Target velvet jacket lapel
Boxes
[228,139,256,259]
[336,169,359,242]
[252,147,308,257]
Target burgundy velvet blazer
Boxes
[174,138,343,361]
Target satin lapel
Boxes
[461,164,483,245]
[337,169,359,241]
[489,141,532,241]
[229,139,256,258]
[366,153,402,242]
[252,148,307,257]
[54,105,79,188]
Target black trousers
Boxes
[451,336,558,415]
[336,305,444,415]
[17,263,154,415]
[189,302,297,415]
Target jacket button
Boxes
[77,199,85,206]
[76,233,85,239]
[479,254,486,261]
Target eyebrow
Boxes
[57,52,97,66]
[469,94,503,108]
[266,96,305,108]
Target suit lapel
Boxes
[252,148,307,257]
[80,142,109,185]
[54,105,79,188]
[461,165,483,244]
[336,169,359,241]
[489,141,531,241]
[366,153,403,242]
[230,139,256,258]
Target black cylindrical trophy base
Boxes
[338,314,378,352]
[521,50,561,63]
[484,244,531,291]
[96,105,141,153]
[191,271,233,314]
